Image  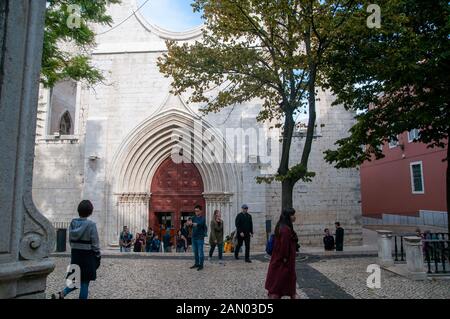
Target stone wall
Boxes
[31,0,362,249]
[265,89,363,247]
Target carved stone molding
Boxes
[20,191,55,260]
[116,192,150,203]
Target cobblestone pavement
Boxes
[46,256,307,299]
[307,257,450,299]
[46,255,450,299]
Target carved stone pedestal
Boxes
[376,230,394,267]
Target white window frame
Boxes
[408,129,419,143]
[388,136,399,149]
[410,161,425,194]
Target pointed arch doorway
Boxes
[149,157,205,238]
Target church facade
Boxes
[32,0,362,248]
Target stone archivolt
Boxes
[107,96,241,242]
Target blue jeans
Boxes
[63,281,90,299]
[209,243,223,260]
[192,239,204,267]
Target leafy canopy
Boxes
[158,0,361,186]
[323,0,450,168]
[42,0,121,87]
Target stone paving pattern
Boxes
[46,255,307,299]
[308,257,450,299]
[46,254,450,299]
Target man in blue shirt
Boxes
[190,205,206,270]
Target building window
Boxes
[59,111,72,135]
[410,161,425,194]
[388,136,399,148]
[47,79,77,136]
[408,129,419,142]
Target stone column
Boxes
[0,0,55,298]
[404,236,427,280]
[376,230,394,267]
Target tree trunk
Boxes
[278,110,295,210]
[282,179,294,210]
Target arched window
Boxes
[47,79,77,136]
[59,111,72,135]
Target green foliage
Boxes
[256,164,316,184]
[42,0,121,87]
[323,0,450,168]
[158,1,362,202]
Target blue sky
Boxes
[136,0,203,31]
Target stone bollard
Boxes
[376,230,394,267]
[403,236,427,280]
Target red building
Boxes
[361,129,447,223]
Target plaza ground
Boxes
[47,252,450,299]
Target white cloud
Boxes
[137,0,203,31]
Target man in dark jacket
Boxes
[335,222,344,251]
[235,204,253,263]
[190,205,207,270]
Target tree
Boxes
[158,0,360,209]
[322,0,450,233]
[42,0,120,87]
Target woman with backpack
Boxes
[265,208,299,299]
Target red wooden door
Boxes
[150,158,205,237]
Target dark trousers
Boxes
[209,243,223,260]
[335,242,343,251]
[235,234,251,260]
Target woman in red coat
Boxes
[265,208,299,299]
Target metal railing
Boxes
[393,233,449,266]
[423,239,450,274]
[393,234,411,262]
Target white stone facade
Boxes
[32,0,362,248]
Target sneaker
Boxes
[190,264,199,269]
[197,266,204,271]
[245,259,252,263]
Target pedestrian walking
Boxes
[234,204,253,263]
[265,208,299,299]
[209,209,224,264]
[51,200,101,299]
[190,205,207,271]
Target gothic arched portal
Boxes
[149,157,205,237]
